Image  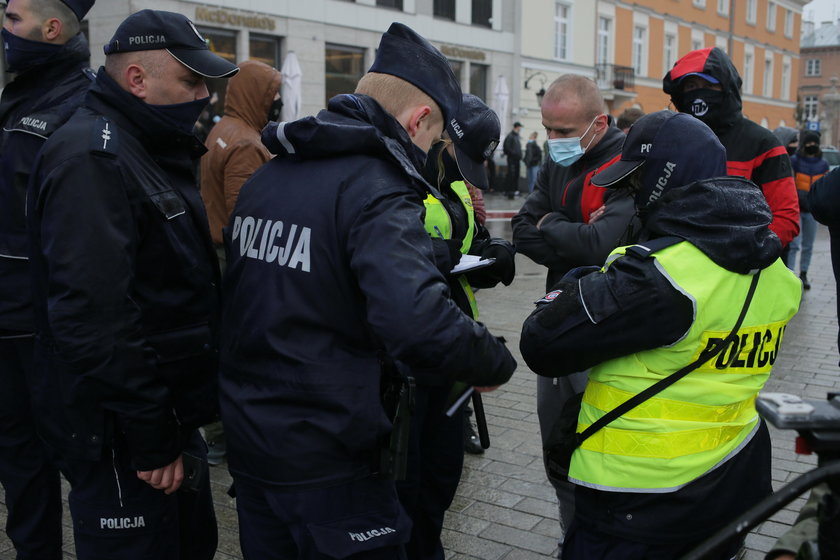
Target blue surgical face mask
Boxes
[1,28,62,74]
[547,116,600,167]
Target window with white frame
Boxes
[717,0,728,16]
[693,0,706,8]
[664,34,677,74]
[806,59,822,76]
[632,26,646,76]
[746,0,757,24]
[804,95,818,120]
[692,38,703,50]
[784,9,793,37]
[743,52,754,93]
[554,2,570,60]
[781,61,790,100]
[766,1,776,31]
[763,56,773,96]
[597,16,611,65]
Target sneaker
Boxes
[464,417,484,455]
[800,271,811,290]
[206,440,226,466]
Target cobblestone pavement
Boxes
[2,193,837,559]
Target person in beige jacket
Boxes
[199,59,282,464]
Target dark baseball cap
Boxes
[60,0,94,21]
[446,94,500,190]
[103,10,239,79]
[369,22,461,123]
[591,110,727,208]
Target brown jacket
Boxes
[201,60,282,244]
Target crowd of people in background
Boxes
[1,2,838,559]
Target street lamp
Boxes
[524,71,547,105]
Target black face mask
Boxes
[786,146,797,156]
[440,149,463,186]
[2,28,62,73]
[148,96,211,135]
[267,97,283,123]
[804,145,819,156]
[677,88,725,128]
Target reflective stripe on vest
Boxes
[569,241,801,492]
[423,181,478,318]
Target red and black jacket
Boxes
[664,47,799,246]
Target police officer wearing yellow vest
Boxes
[521,111,801,559]
[396,94,515,560]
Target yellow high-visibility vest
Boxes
[570,241,801,492]
[423,181,478,318]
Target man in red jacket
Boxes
[664,47,799,246]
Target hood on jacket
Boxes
[224,60,282,130]
[263,93,432,194]
[644,177,780,273]
[663,47,742,131]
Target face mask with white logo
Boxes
[547,116,600,167]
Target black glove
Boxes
[466,239,515,288]
[261,121,283,154]
[430,237,464,276]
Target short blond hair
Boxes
[356,72,443,130]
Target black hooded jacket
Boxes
[512,122,634,290]
[0,33,93,332]
[663,47,799,246]
[520,176,780,377]
[219,94,515,486]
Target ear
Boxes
[406,105,432,139]
[124,64,149,99]
[42,17,62,42]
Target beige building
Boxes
[798,19,840,146]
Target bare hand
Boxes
[589,204,606,223]
[137,455,184,495]
[474,386,500,393]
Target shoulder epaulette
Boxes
[90,116,118,156]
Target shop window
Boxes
[250,34,281,69]
[469,63,488,102]
[197,27,238,120]
[325,44,366,102]
[377,0,403,9]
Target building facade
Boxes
[798,19,840,146]
[73,0,517,123]
[595,0,809,130]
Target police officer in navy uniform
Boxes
[0,0,94,557]
[26,10,238,559]
[398,93,515,560]
[221,23,516,559]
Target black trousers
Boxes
[396,384,464,560]
[234,475,410,560]
[505,157,521,196]
[0,336,63,560]
[54,429,217,560]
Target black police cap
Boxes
[369,22,461,123]
[60,0,94,21]
[446,94,500,190]
[103,10,239,79]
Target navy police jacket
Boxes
[27,70,220,471]
[0,33,93,332]
[220,94,516,487]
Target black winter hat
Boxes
[60,0,94,21]
[104,10,239,79]
[368,22,461,123]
